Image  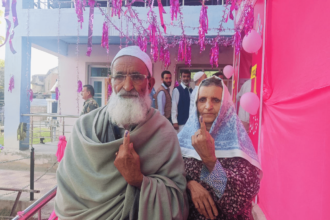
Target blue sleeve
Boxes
[200,160,227,199]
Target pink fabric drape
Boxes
[257,0,330,219]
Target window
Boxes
[89,65,111,107]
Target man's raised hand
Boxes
[114,130,143,189]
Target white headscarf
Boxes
[111,46,153,76]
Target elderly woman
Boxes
[178,77,262,220]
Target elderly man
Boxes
[54,46,188,220]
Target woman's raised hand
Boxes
[187,180,219,219]
[191,116,217,172]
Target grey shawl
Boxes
[55,106,188,220]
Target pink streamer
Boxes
[55,87,59,101]
[17,211,24,218]
[28,89,33,102]
[159,45,165,61]
[233,30,241,55]
[137,35,147,52]
[199,5,208,52]
[185,42,192,66]
[210,40,219,68]
[111,0,122,18]
[157,0,167,33]
[164,49,171,69]
[101,21,109,54]
[170,0,180,22]
[243,5,254,35]
[74,0,84,28]
[229,0,237,20]
[77,80,82,92]
[0,0,11,51]
[174,81,179,87]
[8,75,14,93]
[56,135,67,162]
[177,39,185,62]
[86,0,95,56]
[48,210,58,220]
[149,24,158,62]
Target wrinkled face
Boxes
[162,73,172,87]
[111,56,155,97]
[197,85,223,125]
[81,87,91,100]
[181,73,191,86]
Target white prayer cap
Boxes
[111,46,153,76]
[194,71,205,82]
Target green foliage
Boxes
[0,59,4,68]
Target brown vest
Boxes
[154,85,172,119]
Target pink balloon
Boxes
[240,92,260,115]
[223,65,234,79]
[242,29,262,53]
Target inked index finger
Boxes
[199,116,206,136]
[123,130,130,150]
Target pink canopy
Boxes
[256,0,330,219]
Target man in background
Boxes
[154,71,172,122]
[172,70,192,133]
[80,85,99,116]
[189,71,207,116]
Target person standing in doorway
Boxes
[80,85,99,116]
[189,71,207,116]
[172,70,192,133]
[154,71,172,122]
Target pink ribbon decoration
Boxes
[210,40,219,68]
[174,81,179,87]
[86,0,95,56]
[17,211,24,218]
[170,0,180,22]
[157,0,167,33]
[159,45,165,61]
[74,0,84,28]
[164,49,171,69]
[101,21,109,54]
[177,39,185,62]
[48,210,58,220]
[137,35,147,52]
[56,135,67,162]
[108,84,112,97]
[244,5,254,35]
[234,30,241,55]
[55,87,59,101]
[111,0,122,18]
[124,0,144,18]
[28,89,33,102]
[198,4,208,52]
[149,24,158,62]
[8,75,14,92]
[229,0,237,20]
[77,80,82,92]
[185,42,192,66]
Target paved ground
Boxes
[0,142,58,219]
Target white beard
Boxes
[107,86,151,128]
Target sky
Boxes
[0,6,58,77]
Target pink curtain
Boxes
[258,0,330,219]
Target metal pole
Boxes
[62,118,65,136]
[30,147,34,201]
